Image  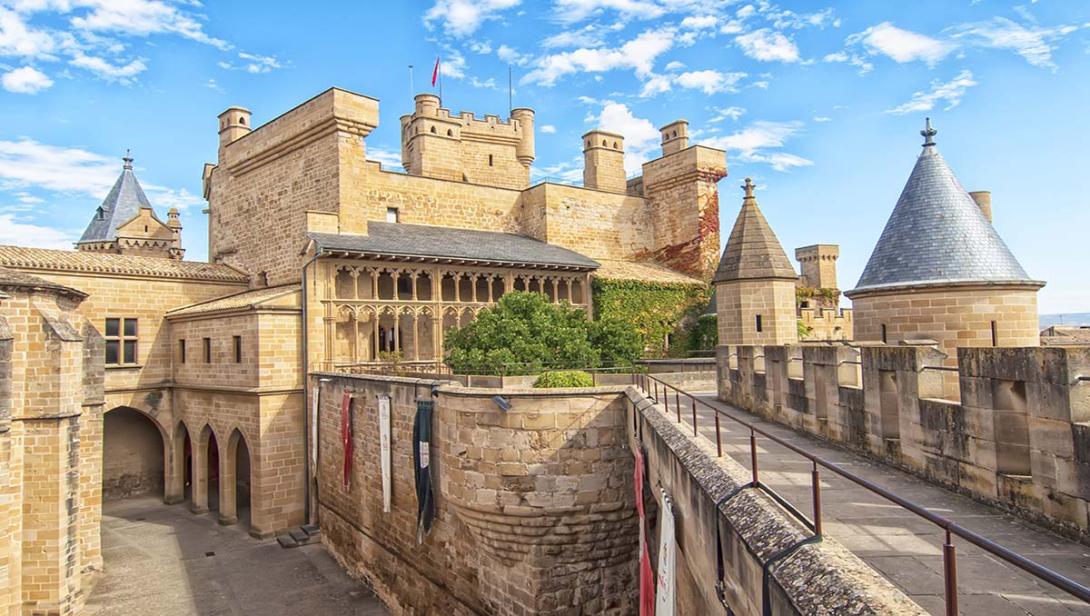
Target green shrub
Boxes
[592,278,709,357]
[533,370,594,388]
[444,292,641,375]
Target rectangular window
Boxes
[233,336,242,363]
[104,317,138,365]
[755,314,763,333]
[991,320,998,347]
[881,324,888,343]
[488,154,494,166]
[178,339,186,364]
[386,207,399,223]
[203,337,212,363]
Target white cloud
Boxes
[1,65,52,93]
[66,0,229,50]
[813,115,831,122]
[542,25,604,48]
[366,147,404,171]
[0,7,57,58]
[709,105,745,122]
[765,7,838,30]
[886,69,977,115]
[68,52,146,83]
[522,27,674,86]
[847,22,954,65]
[424,0,520,37]
[540,124,557,133]
[674,69,746,94]
[0,214,76,250]
[469,40,492,54]
[680,15,716,30]
[735,28,799,62]
[701,120,812,171]
[949,17,1080,70]
[533,156,584,184]
[205,78,223,92]
[664,60,685,71]
[497,44,532,66]
[553,0,665,24]
[823,50,873,74]
[589,100,660,173]
[237,52,282,73]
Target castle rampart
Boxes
[715,343,1090,540]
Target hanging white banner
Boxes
[378,395,392,513]
[310,385,320,472]
[656,490,676,616]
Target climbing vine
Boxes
[592,279,710,357]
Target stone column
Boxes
[165,426,186,505]
[218,444,238,526]
[190,436,209,514]
[349,269,360,300]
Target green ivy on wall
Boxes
[592,278,710,357]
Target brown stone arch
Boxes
[219,428,252,528]
[167,420,193,505]
[102,405,169,501]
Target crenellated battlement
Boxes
[716,342,1090,541]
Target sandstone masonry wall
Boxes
[314,373,638,615]
[716,343,1090,541]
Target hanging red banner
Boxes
[341,392,353,490]
[634,445,655,614]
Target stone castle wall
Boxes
[716,343,1090,540]
[314,373,638,615]
[798,306,853,342]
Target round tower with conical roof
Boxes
[845,119,1044,363]
[713,178,799,346]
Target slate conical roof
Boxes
[78,154,155,244]
[713,178,797,283]
[848,119,1040,295]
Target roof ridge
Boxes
[0,245,249,282]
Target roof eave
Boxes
[845,278,1046,298]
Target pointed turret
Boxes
[76,153,182,259]
[846,120,1043,387]
[713,178,798,345]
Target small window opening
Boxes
[881,324,888,343]
[430,126,437,134]
[613,141,618,149]
[144,225,148,233]
[386,207,399,223]
[178,339,186,364]
[233,336,242,363]
[991,320,998,347]
[488,154,493,166]
[755,314,763,333]
[447,129,453,136]
[601,139,607,146]
[203,337,211,363]
[239,116,246,126]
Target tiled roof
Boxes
[713,178,796,283]
[0,246,249,282]
[849,127,1041,295]
[0,265,86,298]
[167,284,299,317]
[310,222,600,271]
[594,259,703,285]
[78,156,156,244]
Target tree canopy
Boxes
[444,292,642,375]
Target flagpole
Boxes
[408,64,414,101]
[508,65,513,115]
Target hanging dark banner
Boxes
[413,398,435,543]
[341,392,354,491]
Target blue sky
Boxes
[1,0,1088,313]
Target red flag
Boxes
[341,392,353,490]
[431,56,440,87]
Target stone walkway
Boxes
[675,392,1085,610]
[672,391,1090,615]
[86,497,388,616]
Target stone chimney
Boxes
[660,120,689,155]
[582,130,626,193]
[969,191,992,223]
[218,106,252,150]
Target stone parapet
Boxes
[716,343,1090,541]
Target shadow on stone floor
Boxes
[85,496,388,616]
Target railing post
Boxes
[714,413,722,457]
[750,429,759,486]
[944,529,959,616]
[675,390,681,423]
[811,462,822,537]
[662,383,667,412]
[691,398,697,436]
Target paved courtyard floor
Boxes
[679,391,1090,615]
[86,497,388,616]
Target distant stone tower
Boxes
[845,118,1043,358]
[713,178,798,345]
[582,130,626,192]
[399,93,535,190]
[76,154,184,260]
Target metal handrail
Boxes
[631,372,1090,615]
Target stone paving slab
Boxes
[681,392,1090,615]
[85,497,388,616]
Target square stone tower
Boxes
[795,244,839,290]
[582,130,627,193]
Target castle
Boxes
[0,75,1065,613]
[0,87,727,614]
